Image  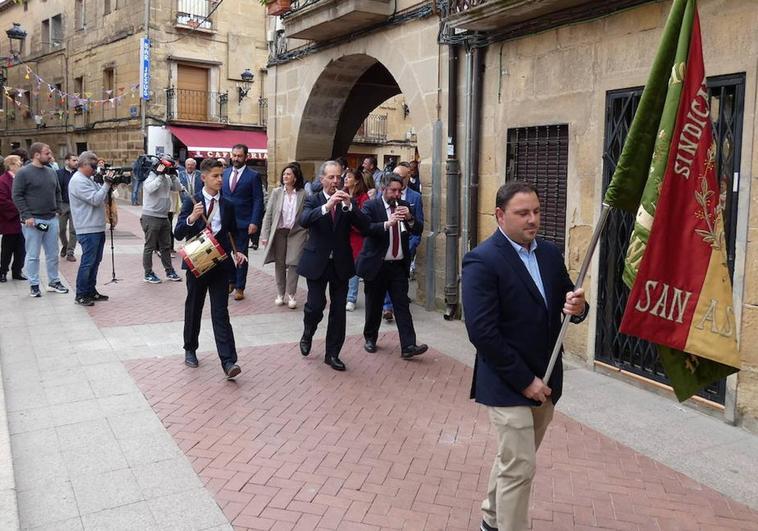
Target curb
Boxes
[0,347,20,531]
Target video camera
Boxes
[150,154,179,177]
[95,164,133,186]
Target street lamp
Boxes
[2,23,25,130]
[237,68,254,103]
[6,22,27,59]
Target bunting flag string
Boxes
[0,62,141,121]
[3,63,139,116]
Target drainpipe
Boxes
[443,32,461,321]
[468,46,485,250]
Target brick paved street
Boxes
[127,337,758,531]
[1,203,758,530]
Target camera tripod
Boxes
[105,191,121,284]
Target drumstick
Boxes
[228,233,239,254]
[186,192,210,225]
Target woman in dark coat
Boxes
[0,155,26,282]
[345,167,371,312]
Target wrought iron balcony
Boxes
[166,88,228,123]
[445,0,651,33]
[352,114,387,144]
[449,0,487,15]
[282,0,393,42]
[176,0,216,30]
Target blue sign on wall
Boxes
[140,38,151,101]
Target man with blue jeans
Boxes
[68,151,111,306]
[11,142,69,297]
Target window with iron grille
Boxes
[505,124,568,253]
[595,74,744,405]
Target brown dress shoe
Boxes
[233,288,245,301]
[228,283,235,294]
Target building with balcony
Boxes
[345,94,418,172]
[0,0,269,168]
[265,0,758,428]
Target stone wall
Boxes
[0,0,268,161]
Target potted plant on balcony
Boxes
[260,0,292,16]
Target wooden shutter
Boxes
[505,124,568,253]
[177,65,209,121]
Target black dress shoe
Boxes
[364,339,377,353]
[324,355,346,371]
[184,350,199,368]
[0,273,6,283]
[224,363,241,379]
[401,344,428,359]
[11,272,26,281]
[300,333,313,356]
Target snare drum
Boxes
[179,228,228,278]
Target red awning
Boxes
[169,126,268,160]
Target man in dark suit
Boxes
[222,144,264,301]
[381,163,425,321]
[297,160,368,371]
[356,172,427,359]
[175,158,248,380]
[462,181,587,531]
[178,157,202,197]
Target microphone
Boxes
[388,199,407,233]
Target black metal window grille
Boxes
[596,74,745,405]
[505,124,569,253]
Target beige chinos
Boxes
[481,401,555,531]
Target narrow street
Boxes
[0,204,756,530]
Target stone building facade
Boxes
[266,0,758,428]
[0,0,268,166]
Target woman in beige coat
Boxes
[260,163,307,309]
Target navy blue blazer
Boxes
[222,166,264,231]
[297,191,369,281]
[403,187,424,230]
[355,197,422,281]
[462,230,588,407]
[178,169,202,196]
[174,192,238,274]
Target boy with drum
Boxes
[174,158,248,379]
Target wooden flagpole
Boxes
[543,203,612,382]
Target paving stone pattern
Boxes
[59,255,306,328]
[126,333,758,531]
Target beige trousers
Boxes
[272,228,298,297]
[482,402,554,531]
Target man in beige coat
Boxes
[260,163,308,309]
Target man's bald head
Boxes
[393,163,410,187]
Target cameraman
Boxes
[68,151,112,306]
[141,155,182,283]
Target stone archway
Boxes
[292,52,428,177]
